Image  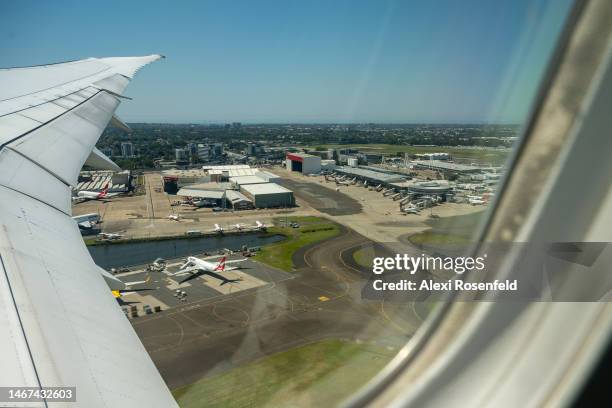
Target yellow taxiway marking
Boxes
[318,296,330,302]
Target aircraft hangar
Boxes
[285,152,322,174]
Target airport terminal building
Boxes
[334,165,408,187]
[390,180,453,199]
[411,160,481,175]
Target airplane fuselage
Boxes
[186,256,219,272]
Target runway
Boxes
[131,225,428,389]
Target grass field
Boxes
[353,247,375,269]
[254,216,341,271]
[309,143,509,165]
[172,339,395,408]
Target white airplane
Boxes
[171,256,247,285]
[72,182,119,202]
[469,198,486,205]
[0,55,177,406]
[111,278,154,303]
[167,214,180,221]
[72,213,101,229]
[255,220,267,231]
[403,207,420,214]
[235,223,244,230]
[213,223,224,233]
[148,258,167,272]
[98,232,123,240]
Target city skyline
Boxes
[1,0,571,124]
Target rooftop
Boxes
[334,166,407,183]
[229,175,268,185]
[225,190,252,202]
[241,183,293,195]
[181,182,232,191]
[288,152,319,158]
[162,169,209,177]
[176,188,225,199]
[411,160,481,172]
[202,164,251,171]
[390,180,452,191]
[256,170,281,179]
[209,168,260,176]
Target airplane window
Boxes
[0,0,583,407]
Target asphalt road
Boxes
[132,225,426,390]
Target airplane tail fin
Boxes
[98,182,109,198]
[214,256,227,271]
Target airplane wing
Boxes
[0,56,178,407]
[171,266,200,276]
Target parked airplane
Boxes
[469,198,486,205]
[147,258,167,272]
[72,182,119,202]
[111,278,153,302]
[167,214,180,221]
[213,224,224,233]
[235,223,244,231]
[72,213,101,230]
[98,232,123,240]
[402,206,420,214]
[171,256,247,285]
[255,220,267,231]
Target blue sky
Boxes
[0,0,572,123]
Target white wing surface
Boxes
[0,56,178,407]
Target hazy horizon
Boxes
[123,121,521,126]
[2,0,571,124]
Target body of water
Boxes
[88,233,284,269]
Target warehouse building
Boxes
[162,169,210,194]
[229,175,268,188]
[225,190,254,210]
[202,164,251,171]
[286,152,321,174]
[208,167,260,178]
[256,170,281,183]
[241,183,295,208]
[204,165,281,182]
[176,188,225,206]
[176,182,231,204]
